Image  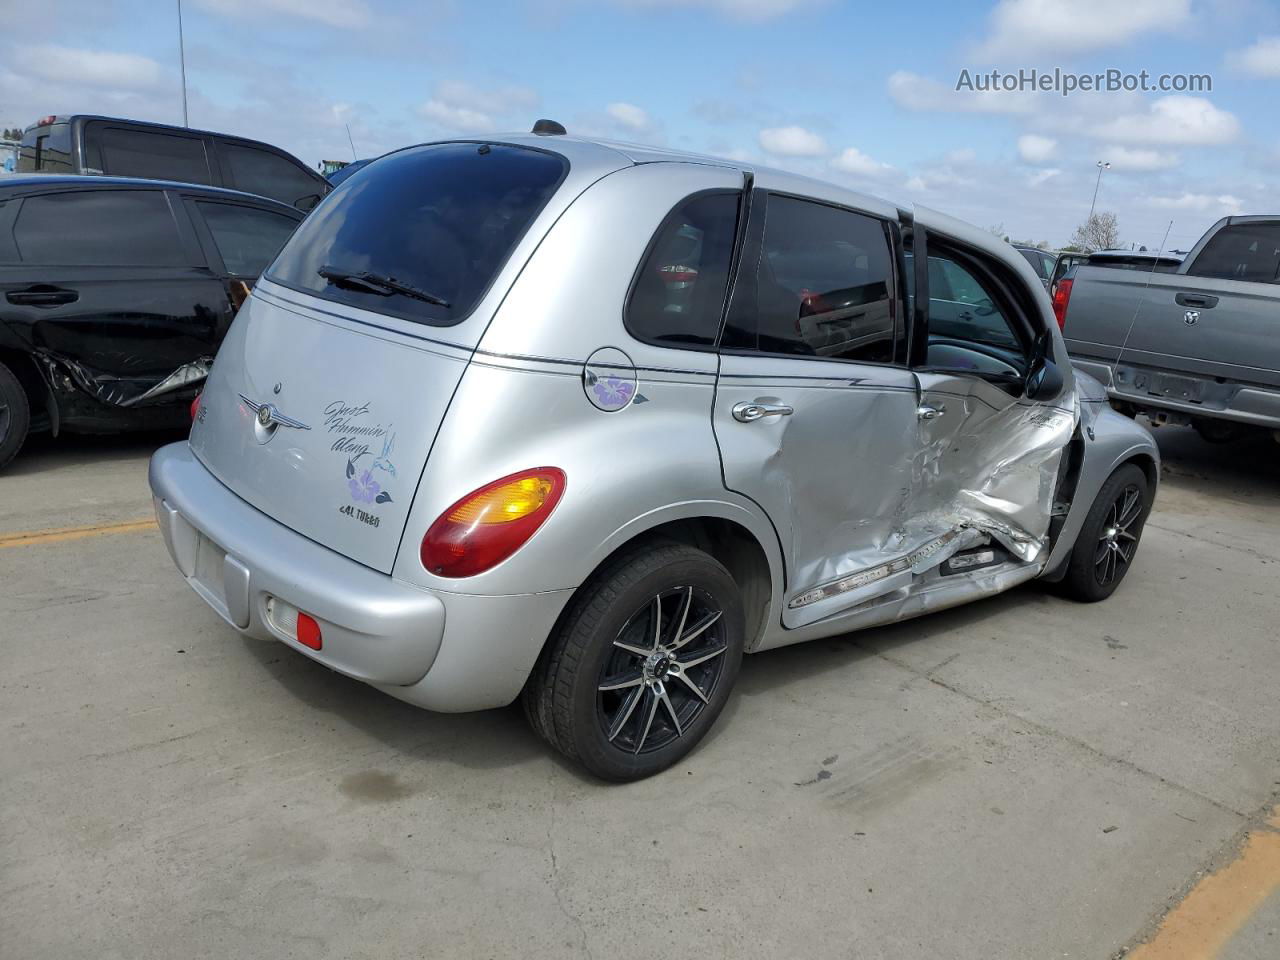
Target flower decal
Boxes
[592,377,634,409]
[347,462,393,504]
[349,468,380,503]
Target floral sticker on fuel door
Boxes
[325,400,396,526]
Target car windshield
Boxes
[266,142,568,326]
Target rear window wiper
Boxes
[317,266,451,308]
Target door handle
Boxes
[917,403,947,421]
[6,286,79,307]
[1175,292,1217,309]
[732,399,794,423]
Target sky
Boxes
[1,0,1278,251]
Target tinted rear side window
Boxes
[221,143,323,208]
[17,123,73,173]
[725,195,897,363]
[98,127,213,184]
[626,192,739,349]
[268,143,568,326]
[13,190,187,266]
[197,201,299,276]
[1188,223,1280,283]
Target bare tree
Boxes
[1069,212,1120,252]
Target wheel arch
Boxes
[573,504,784,654]
[0,347,54,434]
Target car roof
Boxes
[0,174,304,214]
[448,132,1044,288]
[1088,249,1183,261]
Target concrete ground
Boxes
[1,424,1277,959]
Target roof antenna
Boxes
[1114,219,1174,371]
[531,119,567,136]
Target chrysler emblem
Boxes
[239,394,311,431]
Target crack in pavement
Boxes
[545,785,593,960]
[857,642,1250,820]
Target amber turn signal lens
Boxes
[421,468,566,578]
[445,474,556,525]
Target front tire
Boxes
[0,360,32,472]
[1060,463,1151,602]
[523,542,745,781]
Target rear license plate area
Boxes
[1149,373,1202,403]
[191,532,229,614]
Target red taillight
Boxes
[658,265,698,284]
[420,468,566,578]
[190,392,202,423]
[296,613,323,650]
[1051,277,1074,331]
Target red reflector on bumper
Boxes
[296,613,322,650]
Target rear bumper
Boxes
[149,442,572,711]
[1072,358,1280,429]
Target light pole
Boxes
[1088,160,1110,223]
[177,0,189,127]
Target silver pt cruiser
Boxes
[150,128,1158,780]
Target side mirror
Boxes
[1025,328,1064,400]
[1025,357,1064,400]
[974,297,997,317]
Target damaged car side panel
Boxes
[0,176,302,459]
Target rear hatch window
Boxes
[17,123,73,173]
[266,142,568,326]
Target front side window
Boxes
[98,128,213,184]
[197,201,300,277]
[626,192,739,348]
[267,142,567,326]
[924,251,1028,377]
[12,190,187,266]
[725,195,897,363]
[1188,223,1280,283]
[221,143,323,208]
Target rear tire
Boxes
[0,360,31,472]
[522,542,745,781]
[1060,463,1150,602]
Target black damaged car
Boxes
[0,176,303,470]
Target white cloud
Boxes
[1017,134,1057,165]
[1230,35,1280,77]
[830,146,893,177]
[192,0,372,28]
[10,45,163,91]
[976,0,1190,59]
[419,101,495,133]
[758,125,827,157]
[1146,193,1243,215]
[1028,168,1061,186]
[1091,96,1241,146]
[609,0,820,21]
[1103,146,1180,171]
[888,70,1037,115]
[944,148,977,165]
[606,102,651,131]
[418,82,540,134]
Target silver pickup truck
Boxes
[1060,215,1280,442]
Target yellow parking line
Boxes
[0,518,157,549]
[1128,808,1280,960]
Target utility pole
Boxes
[177,0,190,127]
[1088,159,1110,223]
